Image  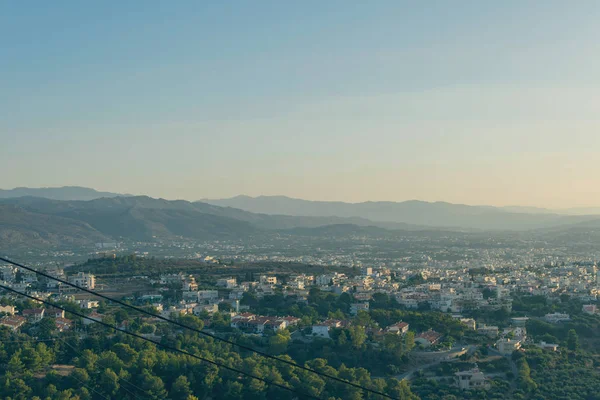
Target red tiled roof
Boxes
[417,330,443,343]
[0,315,26,328]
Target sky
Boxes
[2,1,600,208]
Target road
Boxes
[394,345,477,381]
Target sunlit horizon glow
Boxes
[2,1,600,209]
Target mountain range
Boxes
[0,186,127,201]
[202,195,599,231]
[0,195,420,250]
[1,187,600,250]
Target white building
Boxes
[79,299,100,309]
[477,324,499,337]
[544,313,571,323]
[182,291,200,302]
[455,365,489,390]
[316,274,334,286]
[194,304,219,315]
[350,302,370,315]
[386,322,409,335]
[0,305,16,315]
[536,341,559,351]
[217,277,237,289]
[311,319,349,338]
[198,290,220,301]
[259,275,277,285]
[68,272,96,290]
[496,338,521,355]
[460,318,476,330]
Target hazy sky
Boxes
[2,1,600,208]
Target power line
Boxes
[0,283,322,400]
[0,256,397,400]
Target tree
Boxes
[78,349,99,371]
[354,310,373,327]
[99,368,120,397]
[112,343,138,365]
[70,368,90,387]
[224,381,244,399]
[337,330,349,347]
[567,329,579,351]
[170,375,193,400]
[37,317,56,339]
[140,370,168,399]
[114,309,129,324]
[6,378,32,400]
[348,326,367,349]
[7,353,24,374]
[20,346,42,371]
[269,330,291,354]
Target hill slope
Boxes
[0,204,110,249]
[0,196,415,249]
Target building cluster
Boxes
[230,313,300,333]
[0,306,72,332]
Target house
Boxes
[217,278,237,289]
[79,299,100,309]
[503,327,527,341]
[193,304,219,315]
[182,291,200,302]
[281,316,301,327]
[386,322,409,335]
[46,307,65,319]
[22,308,45,322]
[477,324,499,337]
[460,318,476,330]
[0,315,26,331]
[231,313,296,334]
[455,365,489,390]
[259,276,277,285]
[68,272,96,290]
[198,290,220,301]
[0,305,16,316]
[415,330,443,347]
[183,275,198,291]
[496,338,521,355]
[582,304,597,315]
[544,313,570,323]
[350,303,370,315]
[229,289,246,300]
[83,311,104,326]
[55,317,73,332]
[510,317,529,327]
[312,319,351,338]
[536,341,559,351]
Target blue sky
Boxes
[2,1,600,207]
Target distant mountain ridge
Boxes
[203,195,598,231]
[3,187,600,250]
[0,186,128,201]
[2,193,600,250]
[0,196,424,250]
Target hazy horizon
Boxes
[3,2,600,209]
